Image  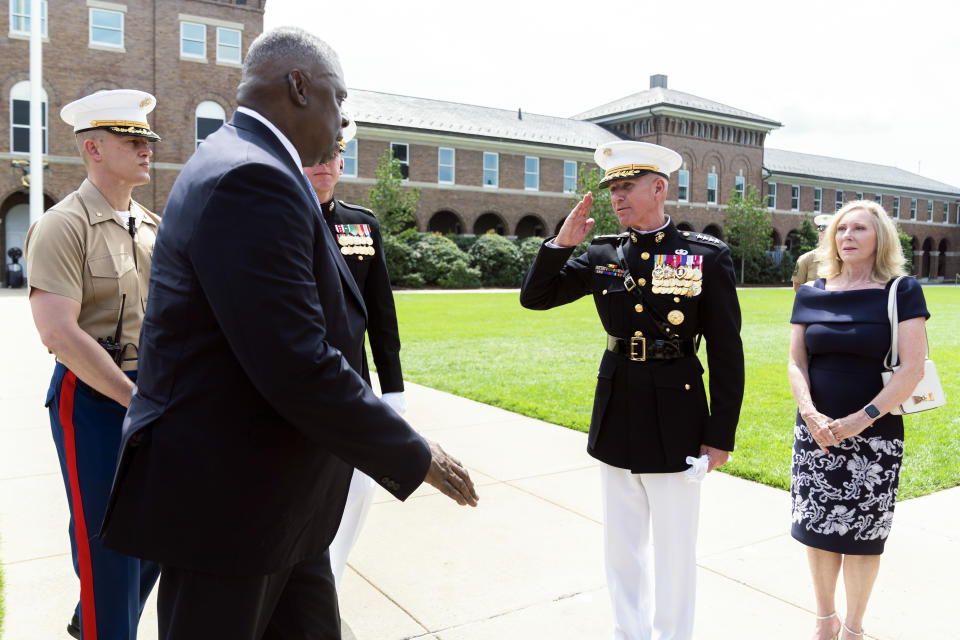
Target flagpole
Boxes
[29,0,44,226]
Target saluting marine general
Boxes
[520,141,745,640]
[25,90,162,640]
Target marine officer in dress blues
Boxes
[24,90,163,640]
[303,119,407,590]
[520,141,745,640]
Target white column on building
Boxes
[29,0,44,226]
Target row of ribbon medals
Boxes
[335,224,375,256]
[652,254,702,296]
[594,254,703,297]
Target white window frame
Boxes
[893,196,900,217]
[707,173,718,205]
[927,199,933,220]
[911,198,917,220]
[194,100,225,149]
[813,186,822,213]
[89,6,125,50]
[944,202,949,224]
[855,191,863,201]
[216,26,241,65]
[734,175,745,199]
[9,80,47,154]
[875,193,882,204]
[180,21,206,60]
[482,151,498,188]
[341,139,357,178]
[437,147,455,184]
[677,170,689,202]
[767,182,777,210]
[524,156,539,191]
[835,190,843,212]
[563,160,577,194]
[791,185,800,211]
[390,142,409,180]
[9,0,47,37]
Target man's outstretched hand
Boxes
[424,440,479,506]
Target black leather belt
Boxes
[607,335,696,362]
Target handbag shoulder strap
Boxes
[883,276,904,370]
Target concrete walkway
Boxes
[0,288,955,639]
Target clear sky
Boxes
[264,0,959,188]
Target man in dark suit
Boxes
[520,141,744,640]
[303,127,407,589]
[100,27,477,640]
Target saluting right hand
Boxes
[553,192,594,248]
[424,440,479,507]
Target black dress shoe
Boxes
[67,613,81,639]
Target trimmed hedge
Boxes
[469,233,524,287]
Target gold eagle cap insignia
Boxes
[139,97,152,108]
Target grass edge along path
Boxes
[384,287,960,501]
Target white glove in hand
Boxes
[381,391,407,416]
[684,454,710,483]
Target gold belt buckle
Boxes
[629,336,646,361]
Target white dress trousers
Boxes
[601,463,701,640]
[328,467,378,590]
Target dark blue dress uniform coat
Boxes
[322,199,404,392]
[520,221,745,473]
[100,112,432,577]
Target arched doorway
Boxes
[474,212,505,235]
[515,215,545,239]
[703,223,723,240]
[2,191,54,285]
[770,229,782,250]
[938,239,948,280]
[676,221,694,231]
[428,210,462,235]
[921,237,933,280]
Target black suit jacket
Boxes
[520,222,744,473]
[322,199,404,392]
[101,112,431,576]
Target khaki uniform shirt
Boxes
[25,178,159,371]
[792,249,820,286]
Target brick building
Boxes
[341,75,960,281]
[1,0,264,282]
[4,5,958,283]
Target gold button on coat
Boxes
[684,384,691,390]
[641,251,650,260]
[635,304,643,313]
[602,289,608,295]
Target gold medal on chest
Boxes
[667,310,685,325]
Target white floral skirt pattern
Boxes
[790,423,903,555]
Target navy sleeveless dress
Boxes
[789,277,929,554]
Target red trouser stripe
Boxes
[59,371,99,640]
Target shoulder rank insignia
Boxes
[594,264,625,277]
[651,254,703,296]
[335,223,375,256]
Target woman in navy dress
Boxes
[788,201,929,640]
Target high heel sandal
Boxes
[816,612,840,640]
[841,622,865,638]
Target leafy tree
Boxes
[571,166,618,255]
[790,217,819,259]
[367,150,421,235]
[723,185,773,283]
[896,224,914,274]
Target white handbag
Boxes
[880,276,946,415]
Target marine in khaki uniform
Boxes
[792,213,832,291]
[520,141,745,640]
[303,120,407,590]
[24,90,162,640]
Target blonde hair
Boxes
[816,200,907,282]
[75,130,106,167]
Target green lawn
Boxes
[386,287,960,500]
